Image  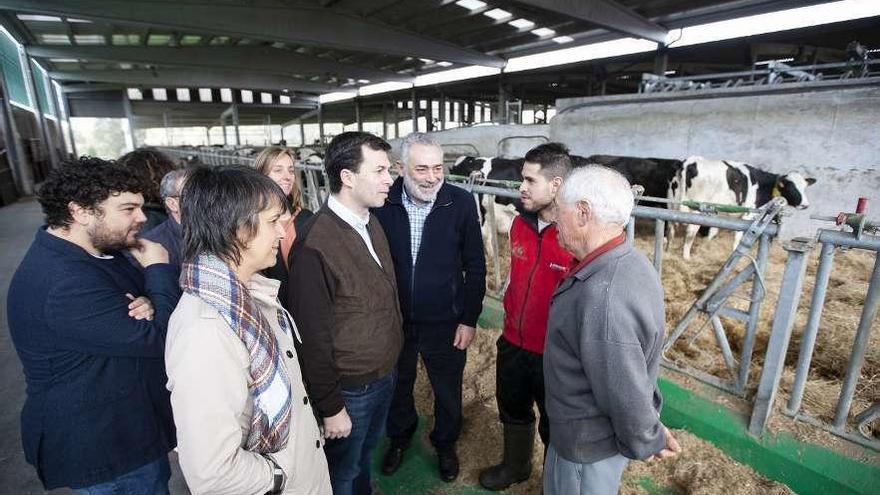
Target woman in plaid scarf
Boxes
[165,165,331,494]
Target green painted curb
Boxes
[658,379,880,495]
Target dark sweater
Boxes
[372,179,486,326]
[141,216,183,268]
[544,241,666,463]
[289,205,403,417]
[6,228,181,489]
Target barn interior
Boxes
[0,1,879,494]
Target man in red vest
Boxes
[479,143,576,490]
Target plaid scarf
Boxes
[181,253,292,453]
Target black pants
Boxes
[386,321,466,451]
[496,335,549,445]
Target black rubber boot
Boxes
[478,423,536,491]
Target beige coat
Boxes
[166,274,331,495]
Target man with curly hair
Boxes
[6,157,181,493]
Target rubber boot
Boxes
[478,423,535,491]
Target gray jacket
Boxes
[544,241,666,463]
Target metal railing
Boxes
[750,223,880,450]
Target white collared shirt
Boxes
[328,195,382,267]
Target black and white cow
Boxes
[579,154,684,207]
[669,156,816,259]
[449,156,525,239]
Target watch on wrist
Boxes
[263,454,286,495]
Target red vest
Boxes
[502,214,576,354]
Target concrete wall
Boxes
[390,124,549,159]
[551,83,880,237]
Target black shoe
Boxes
[437,448,459,482]
[381,445,407,475]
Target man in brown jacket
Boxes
[290,131,403,495]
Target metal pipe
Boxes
[818,229,880,251]
[634,205,779,235]
[711,316,737,376]
[737,233,771,394]
[485,194,501,295]
[786,241,836,414]
[626,217,635,243]
[832,252,880,429]
[749,240,812,437]
[653,218,665,274]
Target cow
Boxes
[669,156,816,259]
[579,154,684,207]
[449,156,526,260]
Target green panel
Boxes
[658,378,880,495]
[0,30,30,107]
[30,60,55,117]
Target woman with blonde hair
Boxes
[253,147,314,308]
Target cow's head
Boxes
[776,172,816,209]
[449,156,487,178]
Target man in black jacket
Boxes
[373,132,486,482]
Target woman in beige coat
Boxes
[165,165,331,494]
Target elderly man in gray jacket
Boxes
[543,166,681,495]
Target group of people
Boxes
[7,131,679,495]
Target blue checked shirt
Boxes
[402,186,435,267]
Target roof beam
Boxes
[1,0,506,67]
[49,69,337,94]
[27,45,410,83]
[61,83,126,93]
[513,0,668,43]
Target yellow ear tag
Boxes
[771,184,781,198]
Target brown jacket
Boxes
[289,204,403,417]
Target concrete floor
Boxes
[0,199,189,494]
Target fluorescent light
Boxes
[508,18,535,29]
[74,34,105,45]
[755,57,794,65]
[67,18,92,23]
[664,70,676,75]
[553,36,574,44]
[152,88,167,101]
[118,62,133,69]
[669,0,880,48]
[17,14,62,22]
[126,88,143,100]
[176,88,190,101]
[198,88,212,102]
[484,8,512,20]
[319,91,356,104]
[419,58,435,64]
[358,81,413,96]
[241,90,253,103]
[261,92,273,104]
[505,37,657,72]
[39,34,70,44]
[414,65,501,86]
[437,61,453,67]
[220,88,233,103]
[357,79,371,84]
[49,58,78,63]
[531,27,556,37]
[455,0,486,11]
[279,95,291,104]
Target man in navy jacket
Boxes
[7,157,181,492]
[373,133,486,482]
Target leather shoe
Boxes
[437,448,459,482]
[381,445,407,475]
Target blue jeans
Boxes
[324,371,396,495]
[75,456,170,495]
[543,443,628,495]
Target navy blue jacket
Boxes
[142,216,183,268]
[6,228,180,489]
[373,179,486,326]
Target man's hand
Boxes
[323,408,352,440]
[651,426,682,461]
[126,293,154,320]
[128,239,169,267]
[453,324,476,350]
